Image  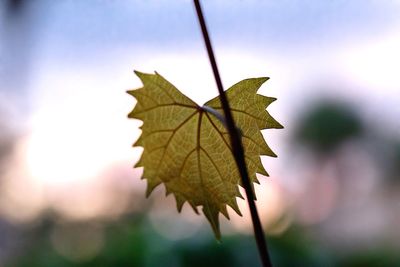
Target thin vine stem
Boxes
[193,1,273,267]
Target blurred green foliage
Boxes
[5,215,400,267]
[295,101,363,153]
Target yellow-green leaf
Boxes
[128,71,282,238]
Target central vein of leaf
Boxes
[197,110,214,226]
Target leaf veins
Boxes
[128,71,282,238]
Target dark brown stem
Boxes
[193,1,273,267]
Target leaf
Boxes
[127,71,282,238]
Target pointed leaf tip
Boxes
[133,70,143,76]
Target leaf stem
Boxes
[193,1,273,267]
[201,105,227,128]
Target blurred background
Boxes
[1,0,400,266]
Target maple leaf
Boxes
[127,71,282,238]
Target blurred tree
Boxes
[294,101,363,154]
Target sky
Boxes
[0,0,400,237]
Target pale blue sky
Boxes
[2,0,400,110]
